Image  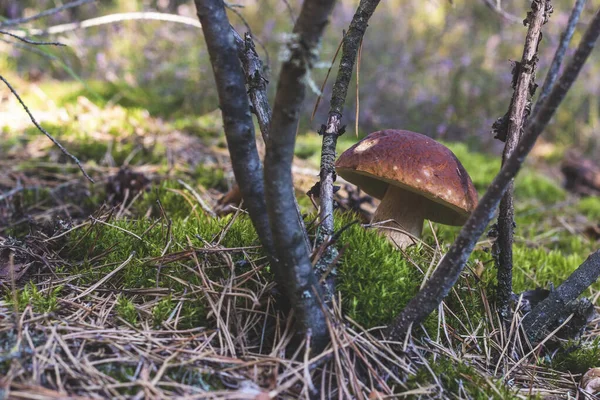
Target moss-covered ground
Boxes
[1,43,599,400]
[2,82,598,398]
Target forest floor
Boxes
[2,76,600,399]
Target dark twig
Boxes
[0,75,94,183]
[231,29,271,142]
[0,30,65,46]
[315,0,381,294]
[0,0,96,28]
[264,0,337,351]
[387,6,600,341]
[495,0,551,322]
[231,28,311,252]
[532,0,586,120]
[224,3,270,67]
[194,0,274,257]
[522,250,600,340]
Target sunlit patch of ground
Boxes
[0,77,599,398]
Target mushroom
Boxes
[335,129,478,249]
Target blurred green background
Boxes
[2,0,599,155]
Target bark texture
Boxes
[495,0,551,321]
[194,0,274,256]
[522,250,600,340]
[315,0,381,300]
[263,0,337,351]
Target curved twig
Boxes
[0,0,95,28]
[0,75,94,183]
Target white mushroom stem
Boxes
[371,185,427,249]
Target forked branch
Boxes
[194,0,274,256]
[264,0,337,351]
[494,0,551,321]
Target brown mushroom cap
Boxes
[335,129,478,226]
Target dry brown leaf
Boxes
[580,367,600,394]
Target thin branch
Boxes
[0,0,96,28]
[318,0,380,238]
[314,0,381,299]
[531,0,586,120]
[387,5,600,341]
[193,0,274,258]
[495,0,551,322]
[225,4,271,67]
[0,30,65,46]
[230,28,312,253]
[263,0,337,351]
[231,29,271,142]
[522,250,600,340]
[5,12,203,37]
[0,75,94,183]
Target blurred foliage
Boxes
[3,0,599,153]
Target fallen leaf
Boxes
[580,367,600,394]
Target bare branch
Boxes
[522,250,600,340]
[231,27,312,253]
[0,75,94,183]
[318,0,380,235]
[0,0,96,28]
[387,5,600,341]
[193,0,274,257]
[317,0,381,238]
[495,0,551,321]
[264,0,337,350]
[531,0,586,120]
[314,0,381,301]
[231,29,271,142]
[0,30,65,46]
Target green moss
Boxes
[192,164,228,192]
[514,172,565,204]
[57,80,189,118]
[510,246,585,293]
[116,295,138,325]
[171,116,221,142]
[578,196,600,221]
[11,283,62,314]
[552,338,600,374]
[334,212,427,327]
[64,212,262,329]
[408,358,516,399]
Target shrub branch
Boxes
[264,0,337,351]
[522,250,600,339]
[0,75,94,183]
[387,5,600,340]
[531,0,586,120]
[193,0,274,257]
[314,0,381,298]
[0,0,95,28]
[494,0,551,322]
